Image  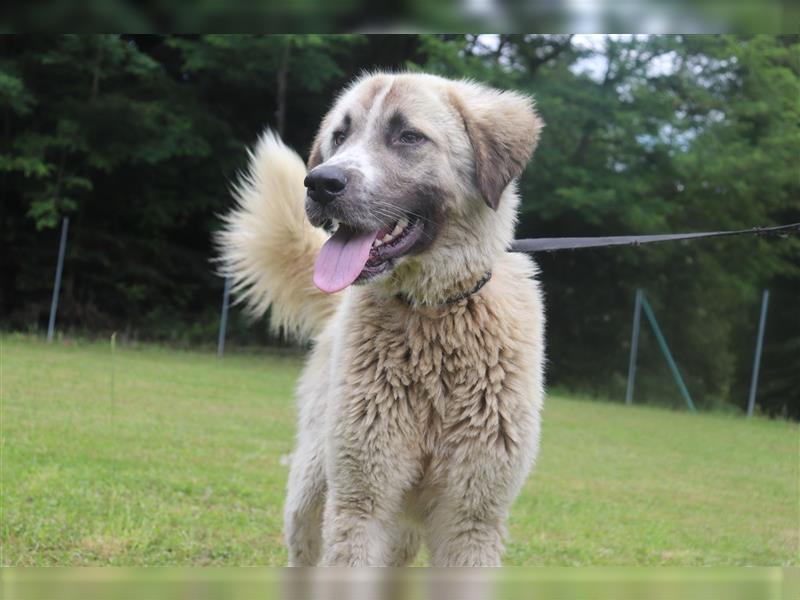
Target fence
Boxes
[44,216,780,416]
[624,288,770,417]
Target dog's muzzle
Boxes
[305,165,347,206]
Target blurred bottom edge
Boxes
[1,566,796,600]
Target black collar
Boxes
[397,271,492,307]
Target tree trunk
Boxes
[276,39,292,138]
[90,37,104,102]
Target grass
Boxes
[1,333,797,566]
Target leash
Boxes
[395,224,798,306]
[510,223,800,253]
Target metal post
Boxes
[217,277,232,357]
[640,294,697,412]
[110,332,116,419]
[625,289,643,406]
[47,216,69,342]
[747,290,769,418]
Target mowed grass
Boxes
[2,334,797,566]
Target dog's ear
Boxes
[307,133,323,170]
[450,83,543,210]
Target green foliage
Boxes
[412,34,799,416]
[1,35,797,416]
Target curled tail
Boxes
[216,131,339,342]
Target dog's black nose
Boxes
[304,166,347,205]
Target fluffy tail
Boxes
[216,131,338,342]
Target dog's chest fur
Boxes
[338,285,531,463]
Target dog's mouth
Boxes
[313,215,424,293]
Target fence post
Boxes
[47,216,70,342]
[640,294,697,412]
[110,332,116,419]
[217,277,232,357]
[625,289,643,406]
[747,289,769,418]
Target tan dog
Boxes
[219,72,545,566]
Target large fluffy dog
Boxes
[219,72,545,566]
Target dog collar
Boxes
[397,271,492,307]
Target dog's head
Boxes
[305,73,542,299]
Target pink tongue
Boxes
[313,226,379,293]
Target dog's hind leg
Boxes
[386,521,421,566]
[284,440,326,566]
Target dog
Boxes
[218,72,545,566]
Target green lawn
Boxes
[2,334,797,566]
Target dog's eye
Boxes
[398,131,425,145]
[332,131,346,147]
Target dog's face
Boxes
[305,73,542,294]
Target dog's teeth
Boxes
[391,223,403,236]
[331,219,340,232]
[381,234,392,243]
[373,239,383,247]
[397,217,409,230]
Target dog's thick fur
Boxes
[218,72,546,566]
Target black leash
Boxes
[394,224,797,307]
[510,223,800,253]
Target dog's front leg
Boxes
[319,397,419,566]
[425,413,539,567]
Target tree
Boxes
[1,34,796,416]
